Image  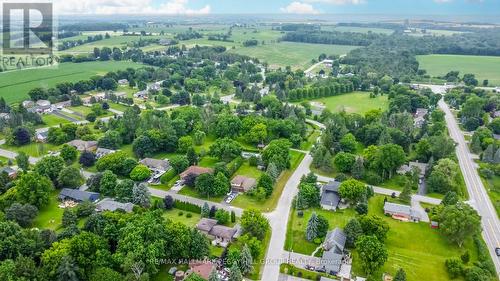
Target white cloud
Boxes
[304,0,364,4]
[53,0,211,15]
[281,1,320,14]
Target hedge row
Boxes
[173,200,202,214]
[160,168,177,185]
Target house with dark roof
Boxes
[196,218,237,247]
[96,148,116,159]
[0,166,18,179]
[59,188,100,202]
[231,175,257,193]
[320,181,342,211]
[96,198,134,213]
[383,201,420,222]
[321,227,346,275]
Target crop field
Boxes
[0,61,145,104]
[417,54,500,85]
[312,91,389,114]
[228,42,358,69]
[321,25,394,34]
[59,34,170,53]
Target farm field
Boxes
[0,61,145,104]
[311,91,389,114]
[321,25,394,34]
[286,195,481,281]
[59,35,169,53]
[417,54,500,86]
[228,42,358,69]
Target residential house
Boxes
[134,90,148,99]
[196,218,237,247]
[241,152,260,159]
[148,82,162,92]
[383,201,420,222]
[117,79,129,85]
[320,181,342,211]
[96,148,116,159]
[231,175,257,193]
[114,92,127,99]
[413,108,429,128]
[96,198,134,213]
[54,101,71,109]
[189,261,215,280]
[0,113,10,121]
[36,131,49,143]
[59,188,100,202]
[92,92,106,101]
[321,227,346,275]
[35,100,52,113]
[67,140,98,152]
[139,158,170,183]
[397,161,428,179]
[180,166,214,181]
[0,167,18,179]
[22,100,35,109]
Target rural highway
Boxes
[439,99,500,277]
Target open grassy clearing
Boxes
[417,54,500,86]
[228,42,358,69]
[0,142,60,157]
[59,35,170,53]
[286,195,479,281]
[162,208,201,228]
[311,91,389,114]
[0,61,145,104]
[480,174,500,217]
[39,114,72,127]
[33,190,64,230]
[232,150,305,211]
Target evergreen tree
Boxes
[494,148,500,164]
[351,156,365,179]
[240,244,254,275]
[483,144,495,163]
[202,203,210,217]
[470,134,482,154]
[132,183,151,208]
[394,268,407,281]
[229,263,243,281]
[266,162,280,181]
[208,268,220,281]
[187,147,199,165]
[399,180,412,203]
[306,212,319,241]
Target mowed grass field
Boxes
[228,42,358,69]
[417,54,500,86]
[321,25,394,34]
[312,91,389,114]
[0,61,144,104]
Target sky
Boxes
[52,0,500,16]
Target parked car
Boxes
[495,247,500,256]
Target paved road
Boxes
[261,154,313,281]
[439,99,500,276]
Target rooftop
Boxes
[96,198,134,213]
[59,188,100,202]
[323,227,346,253]
[196,218,218,232]
[139,158,170,171]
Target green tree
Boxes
[89,267,123,281]
[214,114,242,139]
[15,152,30,171]
[99,170,117,196]
[394,268,407,281]
[177,136,193,153]
[5,203,38,227]
[340,133,357,153]
[60,144,78,163]
[132,183,151,208]
[351,156,365,179]
[202,203,210,218]
[209,138,242,162]
[195,173,216,197]
[34,156,65,182]
[241,209,269,240]
[240,244,254,275]
[399,180,412,203]
[57,166,83,189]
[334,152,356,173]
[115,179,135,203]
[359,215,390,242]
[130,164,152,181]
[213,172,230,196]
[262,139,292,170]
[441,191,459,206]
[297,183,320,209]
[439,203,481,247]
[62,208,77,227]
[356,235,388,276]
[57,256,79,281]
[246,123,267,144]
[344,218,363,248]
[373,144,406,179]
[306,212,319,241]
[339,179,366,204]
[229,262,243,281]
[16,172,54,208]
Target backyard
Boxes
[311,91,389,114]
[285,195,481,281]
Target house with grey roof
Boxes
[96,147,116,159]
[231,175,257,193]
[0,166,18,179]
[96,198,134,213]
[320,181,342,211]
[140,158,170,173]
[323,228,346,252]
[59,188,100,203]
[383,201,420,222]
[36,131,49,143]
[196,218,237,247]
[67,140,98,152]
[397,161,428,177]
[414,108,429,128]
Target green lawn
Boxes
[228,42,358,69]
[1,142,60,157]
[40,114,71,127]
[480,175,500,217]
[311,92,389,114]
[232,151,305,211]
[0,61,145,104]
[285,195,481,281]
[162,208,201,228]
[108,102,132,112]
[321,26,394,35]
[178,185,225,203]
[417,54,500,86]
[33,190,64,230]
[233,161,263,179]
